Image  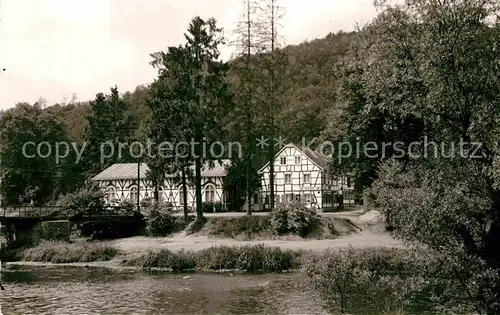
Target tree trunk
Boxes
[269,138,275,210]
[245,0,253,216]
[269,0,276,210]
[484,184,500,269]
[182,167,188,221]
[195,156,203,220]
[246,157,253,215]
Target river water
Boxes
[1,265,330,315]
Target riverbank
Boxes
[5,230,403,271]
[3,209,401,271]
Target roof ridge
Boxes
[91,160,231,181]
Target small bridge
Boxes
[0,206,140,223]
[0,206,143,245]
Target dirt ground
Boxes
[112,208,402,256]
[112,230,402,255]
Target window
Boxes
[295,156,301,164]
[106,186,116,201]
[205,184,215,202]
[280,157,286,165]
[285,174,292,183]
[347,177,352,188]
[303,173,311,184]
[129,186,138,202]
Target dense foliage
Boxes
[145,204,190,236]
[126,244,298,272]
[54,187,107,216]
[332,0,500,313]
[0,29,353,206]
[222,159,261,212]
[306,248,426,314]
[269,202,320,237]
[147,17,232,220]
[0,103,79,205]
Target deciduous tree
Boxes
[342,0,500,312]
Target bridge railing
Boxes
[0,206,136,219]
[0,206,62,218]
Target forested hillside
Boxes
[0,30,356,206]
[35,31,355,144]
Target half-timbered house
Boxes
[91,160,231,210]
[258,143,353,210]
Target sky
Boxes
[0,0,378,109]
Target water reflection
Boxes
[1,266,328,315]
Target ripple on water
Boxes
[1,267,329,315]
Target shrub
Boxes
[140,197,154,208]
[146,205,187,236]
[38,220,71,242]
[142,202,172,215]
[195,246,239,270]
[125,245,299,272]
[128,249,197,271]
[200,201,224,213]
[208,216,270,239]
[305,248,426,314]
[201,202,215,213]
[269,202,320,237]
[20,241,119,263]
[116,199,136,213]
[213,201,224,212]
[269,206,289,234]
[55,188,107,217]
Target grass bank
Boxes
[146,204,365,240]
[18,241,119,263]
[123,244,305,272]
[196,216,360,240]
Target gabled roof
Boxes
[258,143,330,173]
[302,146,329,169]
[91,163,149,181]
[92,159,232,181]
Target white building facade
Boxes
[91,160,230,211]
[259,143,353,210]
